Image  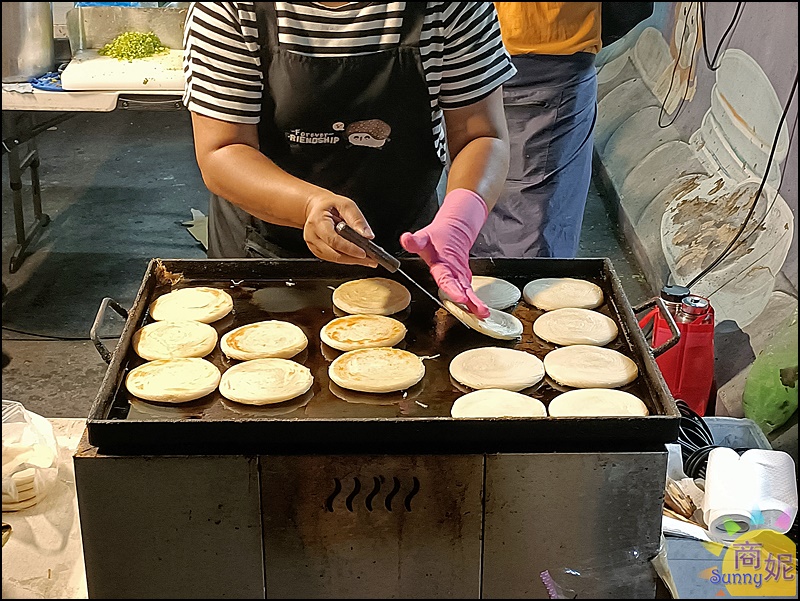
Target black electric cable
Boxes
[687,72,799,289]
[675,400,718,479]
[659,2,700,128]
[675,400,759,479]
[699,2,745,71]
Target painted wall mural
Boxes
[594,2,798,415]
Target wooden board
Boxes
[61,49,184,92]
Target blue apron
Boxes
[472,52,597,258]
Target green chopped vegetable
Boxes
[98,32,167,61]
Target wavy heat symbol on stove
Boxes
[325,476,420,512]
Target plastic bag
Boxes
[2,400,60,511]
[743,309,798,434]
[539,547,665,599]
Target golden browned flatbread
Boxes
[332,277,411,315]
[543,345,638,388]
[132,320,218,360]
[220,320,308,360]
[523,278,603,311]
[320,314,406,352]
[149,286,233,323]
[125,358,221,403]
[328,347,424,393]
[533,308,618,346]
[218,358,313,405]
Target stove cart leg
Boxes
[3,111,52,273]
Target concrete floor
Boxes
[1,109,649,419]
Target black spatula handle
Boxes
[335,221,401,272]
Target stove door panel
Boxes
[482,452,667,599]
[261,455,482,599]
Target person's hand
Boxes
[303,192,378,267]
[400,188,490,318]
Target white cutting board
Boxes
[61,49,184,91]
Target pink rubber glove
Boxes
[400,188,491,318]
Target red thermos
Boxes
[640,286,716,415]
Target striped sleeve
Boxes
[436,2,516,109]
[182,2,263,124]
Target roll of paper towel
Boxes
[702,447,798,542]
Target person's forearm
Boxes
[445,136,509,211]
[198,142,324,229]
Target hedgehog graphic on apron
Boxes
[207,3,443,259]
[345,120,391,149]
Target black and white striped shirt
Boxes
[183,2,516,162]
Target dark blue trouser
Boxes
[472,53,598,258]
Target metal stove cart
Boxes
[75,258,679,599]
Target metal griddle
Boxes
[87,257,680,455]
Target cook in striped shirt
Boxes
[184,2,516,317]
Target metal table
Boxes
[1,87,183,273]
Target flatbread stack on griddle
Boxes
[125,357,221,403]
[548,389,648,417]
[149,286,234,323]
[132,320,218,360]
[332,277,411,315]
[320,314,406,352]
[219,358,313,405]
[220,320,308,360]
[533,308,618,346]
[451,389,547,418]
[543,345,638,389]
[449,347,544,392]
[441,299,523,340]
[329,347,425,393]
[470,276,521,310]
[523,277,603,311]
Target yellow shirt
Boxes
[494,2,602,56]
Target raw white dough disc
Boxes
[219,358,313,405]
[533,308,618,346]
[320,314,406,352]
[220,320,308,360]
[149,286,234,323]
[126,358,221,403]
[548,388,649,417]
[451,389,547,418]
[329,347,425,393]
[523,278,604,311]
[449,347,545,391]
[442,299,523,340]
[544,345,638,388]
[470,276,522,310]
[132,320,218,360]
[332,278,411,315]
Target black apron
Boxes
[208,2,443,258]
